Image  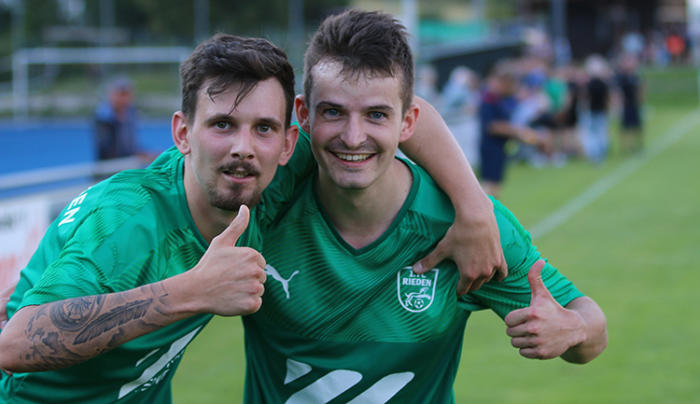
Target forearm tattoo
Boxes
[22,284,167,370]
[73,299,151,344]
[49,295,105,332]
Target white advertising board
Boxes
[0,196,50,323]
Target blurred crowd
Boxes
[413,27,681,197]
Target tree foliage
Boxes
[3,0,349,48]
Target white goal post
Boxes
[11,46,192,118]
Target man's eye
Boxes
[324,108,340,117]
[369,111,386,120]
[258,124,271,134]
[215,121,230,130]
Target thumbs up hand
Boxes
[180,205,266,316]
[504,260,587,360]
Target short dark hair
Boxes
[303,9,414,112]
[180,33,295,126]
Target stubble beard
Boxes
[209,160,263,211]
[208,182,262,212]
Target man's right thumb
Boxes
[527,259,548,299]
[216,204,250,246]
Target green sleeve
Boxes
[458,198,583,318]
[18,186,190,309]
[22,221,148,311]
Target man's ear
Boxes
[294,95,311,133]
[399,102,420,143]
[278,124,299,166]
[172,111,191,154]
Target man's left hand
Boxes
[504,260,586,359]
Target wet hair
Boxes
[180,33,295,126]
[303,9,414,112]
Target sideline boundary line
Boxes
[529,110,700,239]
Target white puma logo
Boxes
[265,265,300,299]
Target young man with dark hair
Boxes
[0,33,303,403]
[479,63,551,198]
[243,10,607,403]
[0,31,505,402]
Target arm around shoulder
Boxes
[401,96,507,294]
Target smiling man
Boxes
[242,10,607,403]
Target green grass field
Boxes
[173,72,700,403]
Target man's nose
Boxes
[340,114,367,148]
[230,128,255,159]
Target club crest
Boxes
[396,266,439,312]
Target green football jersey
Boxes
[243,158,583,404]
[1,136,312,403]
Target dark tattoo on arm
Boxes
[30,331,86,371]
[49,295,105,331]
[23,305,86,371]
[73,299,152,344]
[20,285,167,370]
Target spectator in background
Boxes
[544,65,568,124]
[415,64,441,109]
[559,64,585,158]
[543,65,572,166]
[582,55,611,164]
[93,76,143,161]
[441,66,482,167]
[479,63,549,197]
[510,68,554,167]
[441,66,480,118]
[621,30,645,59]
[616,53,644,153]
[645,30,670,66]
[665,29,686,64]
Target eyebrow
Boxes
[315,101,343,110]
[315,101,394,113]
[366,104,394,112]
[203,113,235,126]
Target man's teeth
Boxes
[335,153,371,161]
[224,169,249,178]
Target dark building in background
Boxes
[421,38,524,89]
[421,0,687,86]
[524,0,686,60]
